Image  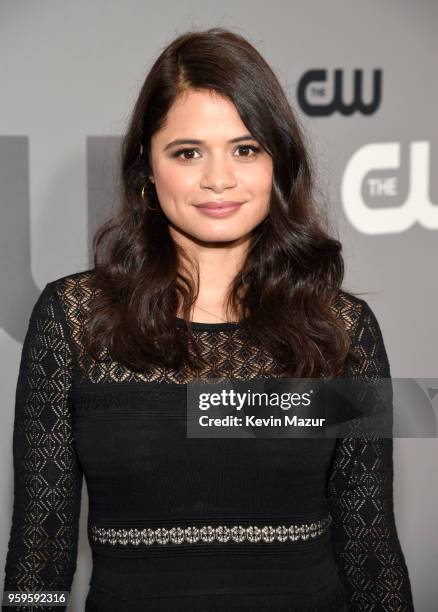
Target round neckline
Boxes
[175,315,241,331]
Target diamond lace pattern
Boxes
[2,270,414,611]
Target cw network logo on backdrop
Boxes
[297,69,437,234]
[297,69,382,116]
[341,141,437,234]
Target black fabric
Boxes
[2,270,414,611]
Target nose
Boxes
[200,155,237,192]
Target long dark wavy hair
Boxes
[84,26,361,378]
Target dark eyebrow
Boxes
[163,134,256,152]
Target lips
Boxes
[194,201,245,218]
[195,201,244,210]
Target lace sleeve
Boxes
[2,283,83,611]
[326,298,414,611]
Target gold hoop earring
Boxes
[141,179,158,211]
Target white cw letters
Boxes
[342,141,437,234]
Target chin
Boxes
[193,230,250,244]
[169,217,257,245]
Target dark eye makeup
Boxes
[171,144,261,161]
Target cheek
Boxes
[248,175,272,215]
[244,161,272,194]
[154,165,194,207]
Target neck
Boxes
[170,225,250,321]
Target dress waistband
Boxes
[90,513,332,546]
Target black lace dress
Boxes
[2,270,414,611]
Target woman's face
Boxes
[148,89,273,245]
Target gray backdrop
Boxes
[1,1,437,610]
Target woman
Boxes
[3,27,414,611]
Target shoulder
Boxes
[46,268,95,304]
[43,268,96,330]
[24,269,94,326]
[331,289,370,330]
[334,290,391,377]
[332,289,388,347]
[46,268,95,293]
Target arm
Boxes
[2,283,83,611]
[326,298,414,611]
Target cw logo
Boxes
[341,141,437,234]
[297,69,382,116]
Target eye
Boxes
[235,144,261,157]
[172,148,201,161]
[171,144,261,163]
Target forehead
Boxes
[153,89,247,141]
